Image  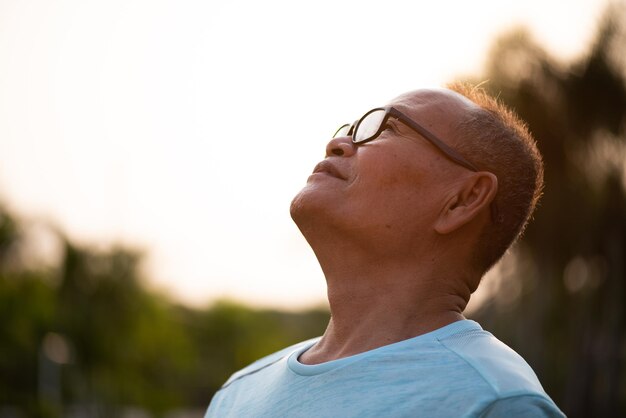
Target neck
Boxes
[298,235,470,365]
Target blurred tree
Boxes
[56,242,198,415]
[465,4,626,418]
[0,208,19,263]
[0,205,329,417]
[0,210,57,417]
[188,300,328,403]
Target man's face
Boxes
[290,89,478,251]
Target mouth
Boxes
[312,160,347,180]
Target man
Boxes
[206,85,565,417]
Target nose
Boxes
[325,136,357,158]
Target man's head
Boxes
[291,86,543,288]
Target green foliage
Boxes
[188,301,328,400]
[0,210,328,417]
[0,271,56,407]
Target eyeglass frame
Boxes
[334,106,481,171]
[333,106,499,222]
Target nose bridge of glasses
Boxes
[349,120,357,136]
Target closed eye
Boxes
[386,118,422,142]
[385,119,402,133]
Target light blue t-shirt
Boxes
[206,320,565,417]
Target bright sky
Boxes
[0,0,610,309]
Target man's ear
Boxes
[434,172,498,235]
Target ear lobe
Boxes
[434,172,498,235]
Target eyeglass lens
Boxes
[354,109,386,143]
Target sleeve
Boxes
[479,395,566,418]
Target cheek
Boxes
[348,144,449,218]
[367,151,426,196]
[350,162,425,218]
[370,158,447,222]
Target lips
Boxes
[312,160,347,180]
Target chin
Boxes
[289,186,311,224]
[289,185,336,231]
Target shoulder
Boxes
[221,337,320,388]
[435,321,564,416]
[479,394,566,417]
[437,321,547,397]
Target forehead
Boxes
[387,88,480,144]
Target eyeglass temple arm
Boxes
[386,107,479,172]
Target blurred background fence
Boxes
[2,3,626,418]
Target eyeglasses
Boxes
[333,106,499,222]
[333,106,479,172]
